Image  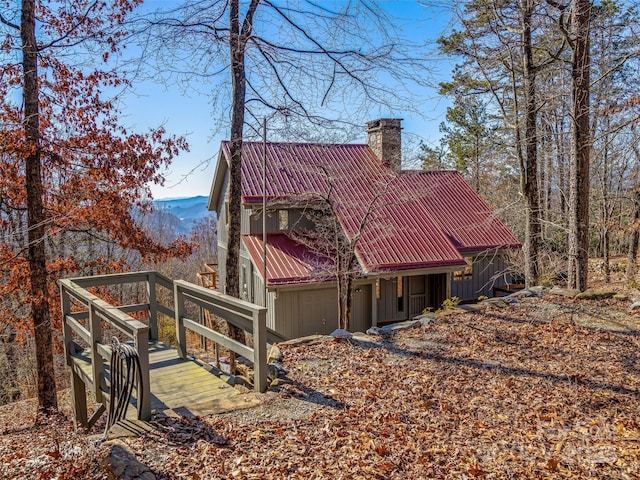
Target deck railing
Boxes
[409,293,427,317]
[59,272,158,425]
[59,270,269,428]
[174,280,268,392]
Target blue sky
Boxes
[119,1,456,199]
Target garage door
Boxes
[298,289,339,337]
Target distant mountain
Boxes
[150,195,213,236]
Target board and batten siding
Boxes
[273,288,339,339]
[450,252,512,301]
[217,244,227,291]
[248,208,317,235]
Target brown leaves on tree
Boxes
[0,0,192,339]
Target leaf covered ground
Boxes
[2,294,640,479]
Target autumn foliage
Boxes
[0,0,191,407]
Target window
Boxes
[396,276,404,312]
[224,201,229,227]
[453,257,474,281]
[278,210,289,230]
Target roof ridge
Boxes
[222,139,369,148]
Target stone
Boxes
[548,287,580,298]
[575,289,617,300]
[100,439,155,480]
[267,362,287,380]
[479,298,509,308]
[278,334,332,347]
[366,326,383,336]
[267,345,283,364]
[508,285,547,298]
[330,329,352,338]
[455,303,484,312]
[629,301,640,311]
[270,377,291,388]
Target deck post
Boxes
[253,308,268,392]
[70,369,88,429]
[147,272,158,341]
[60,284,75,363]
[89,303,103,402]
[134,326,151,421]
[174,283,187,360]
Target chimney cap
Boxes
[366,118,403,131]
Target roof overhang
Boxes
[207,149,228,212]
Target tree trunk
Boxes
[224,0,260,364]
[521,0,541,286]
[626,185,640,280]
[600,128,611,283]
[21,0,58,414]
[567,0,592,291]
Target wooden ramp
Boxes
[72,341,260,420]
[144,342,260,416]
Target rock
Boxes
[351,331,379,342]
[614,293,629,302]
[479,298,509,308]
[629,301,640,311]
[330,329,352,338]
[416,316,435,326]
[575,289,617,300]
[366,326,383,336]
[278,334,332,347]
[267,361,287,380]
[100,439,155,480]
[508,285,547,298]
[269,377,291,388]
[382,320,422,332]
[267,345,283,363]
[455,303,484,312]
[548,287,580,298]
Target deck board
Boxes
[71,341,259,418]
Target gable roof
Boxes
[210,140,520,278]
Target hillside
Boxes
[148,196,212,236]
[2,291,640,479]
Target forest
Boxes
[1,0,640,478]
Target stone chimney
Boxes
[366,118,403,172]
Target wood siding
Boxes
[248,208,317,234]
[273,288,338,338]
[451,252,512,301]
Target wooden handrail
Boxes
[59,277,152,422]
[174,279,268,392]
[59,269,271,429]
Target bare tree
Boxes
[140,1,428,340]
[551,0,592,291]
[290,166,397,331]
[439,1,565,286]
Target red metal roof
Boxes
[242,233,335,286]
[399,171,521,252]
[222,141,519,278]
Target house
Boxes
[208,119,521,339]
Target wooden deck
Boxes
[72,341,260,418]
